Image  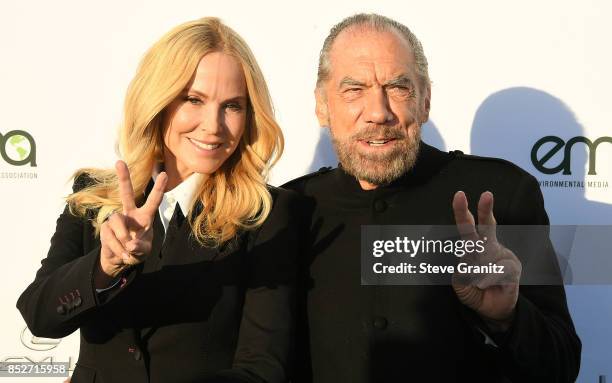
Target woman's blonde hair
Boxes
[67,17,283,246]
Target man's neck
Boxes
[358,179,379,190]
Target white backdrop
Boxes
[1,0,610,381]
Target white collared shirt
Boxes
[154,171,204,233]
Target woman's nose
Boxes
[198,105,222,135]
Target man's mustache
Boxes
[350,125,408,141]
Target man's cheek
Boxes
[397,105,419,124]
[333,100,363,125]
[350,103,365,122]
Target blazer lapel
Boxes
[142,180,229,268]
[159,202,221,266]
[142,179,165,273]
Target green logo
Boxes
[0,130,37,166]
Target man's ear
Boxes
[420,83,431,124]
[315,87,330,127]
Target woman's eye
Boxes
[186,96,202,105]
[225,103,243,111]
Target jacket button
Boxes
[56,304,67,315]
[373,200,387,213]
[134,350,142,361]
[373,316,388,330]
[73,296,82,307]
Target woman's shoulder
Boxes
[72,172,97,192]
[69,172,103,222]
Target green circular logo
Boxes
[5,134,32,161]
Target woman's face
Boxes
[163,51,248,188]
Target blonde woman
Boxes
[17,17,297,383]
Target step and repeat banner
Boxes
[1,0,610,381]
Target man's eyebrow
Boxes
[338,77,367,89]
[337,75,414,90]
[383,75,414,88]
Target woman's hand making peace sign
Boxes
[94,160,167,288]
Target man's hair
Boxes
[317,13,430,89]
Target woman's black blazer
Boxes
[17,174,299,383]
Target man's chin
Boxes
[343,158,413,186]
[332,134,421,186]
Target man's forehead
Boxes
[328,26,416,84]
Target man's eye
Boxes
[341,88,363,99]
[388,86,415,97]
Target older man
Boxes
[284,13,580,382]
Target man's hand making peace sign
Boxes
[451,191,523,333]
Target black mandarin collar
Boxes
[333,142,454,198]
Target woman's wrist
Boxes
[94,257,123,289]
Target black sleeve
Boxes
[201,188,299,383]
[16,174,140,338]
[492,174,582,382]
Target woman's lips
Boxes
[188,137,222,151]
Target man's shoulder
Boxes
[281,166,337,194]
[267,183,303,204]
[281,149,538,194]
[448,150,535,182]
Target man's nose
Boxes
[199,104,222,135]
[363,88,393,124]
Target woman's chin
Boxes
[189,162,222,177]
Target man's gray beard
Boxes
[330,127,421,186]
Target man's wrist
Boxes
[481,310,516,333]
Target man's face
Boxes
[316,27,429,188]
